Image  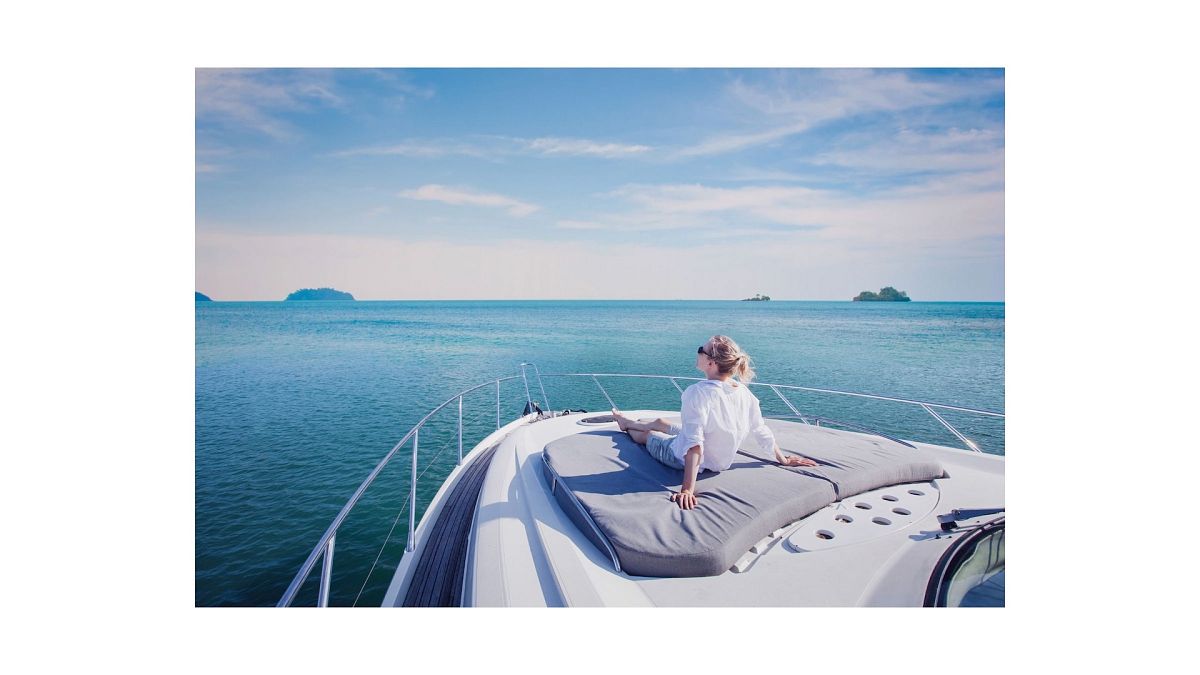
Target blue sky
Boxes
[196,68,1004,300]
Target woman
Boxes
[611,335,817,511]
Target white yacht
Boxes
[278,367,1004,607]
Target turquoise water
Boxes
[195,300,1004,606]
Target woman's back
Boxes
[673,379,775,472]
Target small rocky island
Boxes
[195,291,212,302]
[853,286,911,302]
[285,287,356,301]
[741,293,771,301]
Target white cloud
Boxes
[333,134,652,160]
[361,69,437,100]
[332,141,492,158]
[398,184,540,216]
[675,69,1002,159]
[613,183,827,215]
[729,69,957,121]
[527,137,651,157]
[570,179,1003,249]
[195,69,342,140]
[813,126,1004,173]
[674,122,811,158]
[556,219,607,230]
[725,168,818,183]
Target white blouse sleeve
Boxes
[679,386,708,456]
[748,392,776,453]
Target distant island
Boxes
[853,286,911,302]
[285,287,355,301]
[741,293,771,302]
[196,292,212,302]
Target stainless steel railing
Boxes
[277,374,525,607]
[278,367,1002,607]
[544,373,1003,453]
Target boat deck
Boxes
[392,411,1004,607]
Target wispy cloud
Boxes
[398,184,540,216]
[333,135,652,160]
[674,122,811,158]
[560,178,1002,249]
[362,69,437,101]
[332,140,493,158]
[674,69,1002,159]
[812,126,1004,173]
[729,69,960,121]
[612,183,828,215]
[556,219,607,230]
[195,69,342,140]
[526,137,651,157]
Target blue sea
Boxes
[195,300,1004,607]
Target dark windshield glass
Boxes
[942,526,1005,607]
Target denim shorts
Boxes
[645,423,685,469]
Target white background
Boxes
[3,0,1195,672]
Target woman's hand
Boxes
[670,489,699,510]
[778,455,817,467]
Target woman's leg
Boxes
[628,428,651,445]
[611,409,674,436]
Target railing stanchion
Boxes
[520,363,533,409]
[406,429,418,552]
[457,395,463,465]
[768,384,807,423]
[318,532,335,607]
[591,375,617,410]
[496,380,501,429]
[921,404,982,453]
[533,363,550,410]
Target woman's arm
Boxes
[671,445,704,509]
[774,442,817,467]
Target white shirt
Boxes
[670,379,776,472]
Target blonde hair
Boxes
[703,335,756,383]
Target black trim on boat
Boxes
[923,516,1005,607]
[401,442,503,607]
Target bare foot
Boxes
[611,408,632,431]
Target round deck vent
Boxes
[784,481,942,553]
[578,415,616,425]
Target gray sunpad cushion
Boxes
[542,419,946,578]
[739,419,948,501]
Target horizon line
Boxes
[195,297,1005,303]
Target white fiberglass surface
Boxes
[466,412,1003,607]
